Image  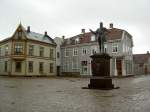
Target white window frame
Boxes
[73,48,78,56]
[29,45,34,56]
[0,47,1,56]
[64,61,69,72]
[104,44,107,53]
[82,48,87,55]
[91,35,95,41]
[65,48,69,57]
[112,43,118,53]
[39,47,44,57]
[91,46,97,55]
[5,45,9,55]
[75,38,79,44]
[72,61,78,69]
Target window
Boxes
[104,44,107,53]
[82,48,87,55]
[4,61,7,72]
[0,47,1,56]
[57,52,60,58]
[28,61,33,73]
[29,45,34,56]
[39,62,44,73]
[50,63,54,73]
[72,61,78,69]
[5,45,9,55]
[14,43,23,55]
[63,62,69,72]
[91,35,95,41]
[39,47,44,57]
[50,49,54,59]
[18,31,22,39]
[65,48,69,57]
[15,62,21,72]
[75,38,79,44]
[112,43,118,53]
[91,46,97,55]
[81,61,88,74]
[73,48,78,56]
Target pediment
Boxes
[12,24,27,40]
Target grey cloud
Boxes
[0,0,149,53]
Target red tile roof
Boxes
[62,28,131,46]
[133,53,150,64]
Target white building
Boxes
[60,24,134,77]
[0,24,56,76]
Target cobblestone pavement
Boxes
[0,75,150,112]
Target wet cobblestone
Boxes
[0,75,150,112]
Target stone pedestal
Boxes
[88,53,115,90]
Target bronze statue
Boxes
[90,22,108,53]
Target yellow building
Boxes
[0,24,56,76]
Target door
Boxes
[57,66,60,76]
[116,60,122,76]
[81,61,88,75]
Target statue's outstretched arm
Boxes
[89,29,96,35]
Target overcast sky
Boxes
[0,0,150,54]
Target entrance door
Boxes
[81,61,88,75]
[116,60,122,76]
[57,66,60,76]
[15,61,22,72]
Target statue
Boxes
[86,22,116,90]
[90,22,108,53]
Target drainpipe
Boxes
[114,57,118,76]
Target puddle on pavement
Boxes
[11,102,15,105]
[132,77,148,83]
[69,80,76,82]
[56,90,63,93]
[101,94,116,98]
[37,84,43,87]
[4,85,17,88]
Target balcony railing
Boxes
[11,52,25,60]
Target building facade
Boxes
[60,24,133,76]
[133,52,150,75]
[0,24,56,76]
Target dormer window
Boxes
[75,38,79,44]
[18,31,22,39]
[91,35,95,41]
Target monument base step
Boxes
[88,78,115,90]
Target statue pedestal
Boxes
[88,53,115,90]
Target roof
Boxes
[26,31,56,45]
[61,28,130,47]
[133,53,150,64]
[0,24,56,46]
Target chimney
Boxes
[44,31,47,36]
[109,23,113,29]
[81,29,85,34]
[62,35,65,39]
[147,51,149,54]
[27,26,30,32]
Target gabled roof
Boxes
[61,28,130,47]
[0,24,56,45]
[133,53,150,64]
